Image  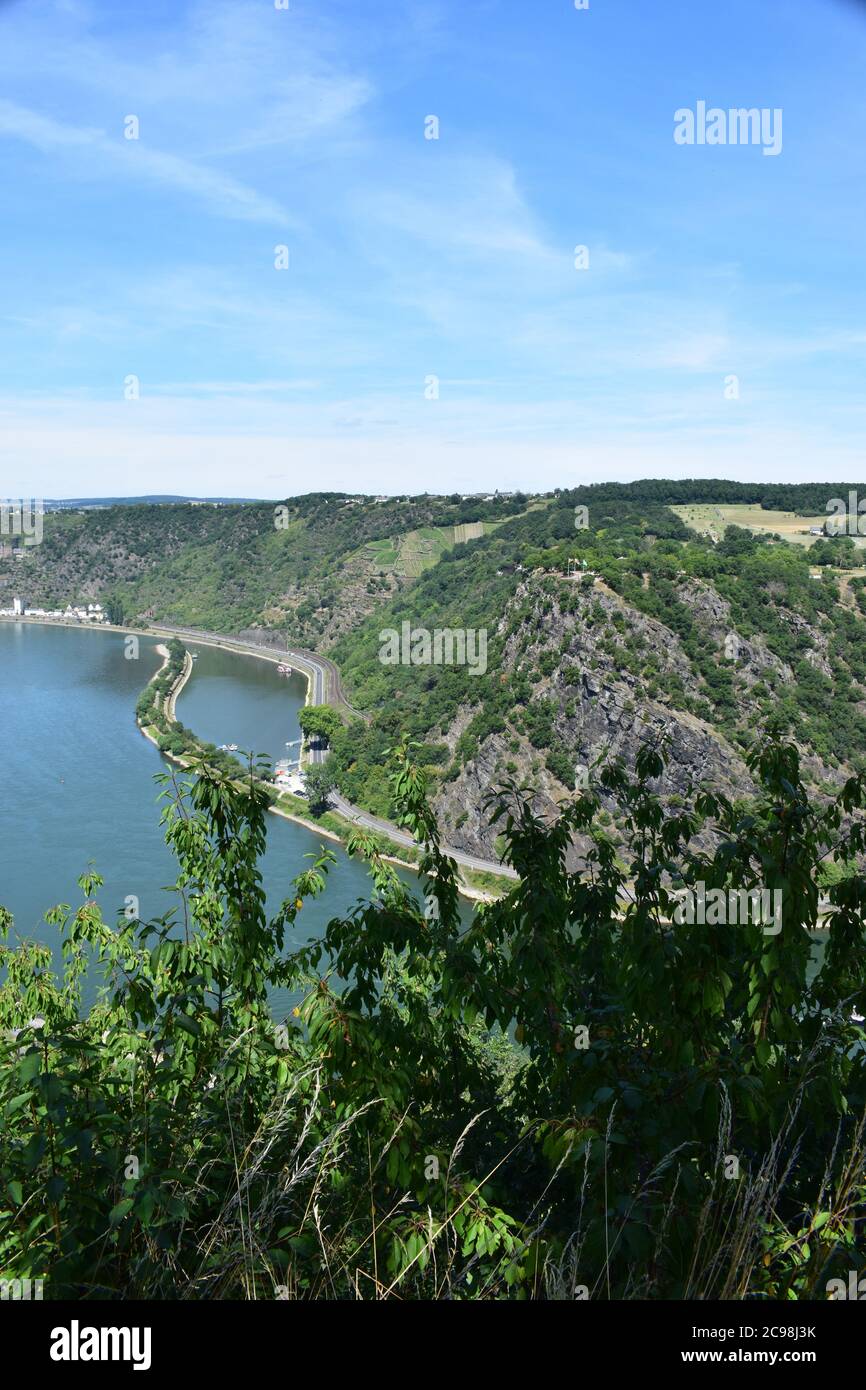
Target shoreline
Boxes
[137,645,349,851]
[146,630,511,899]
[0,617,841,922]
[3,615,503,902]
[147,623,518,889]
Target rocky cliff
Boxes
[431,573,841,864]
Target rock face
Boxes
[432,576,759,862]
[430,573,852,863]
[674,579,796,691]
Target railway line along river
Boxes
[0,621,442,1016]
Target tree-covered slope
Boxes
[328,500,866,855]
[6,482,866,858]
[0,491,529,640]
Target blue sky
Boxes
[2,0,866,498]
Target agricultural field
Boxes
[672,502,866,549]
[363,526,455,577]
[398,525,465,576]
[363,520,503,578]
[364,536,400,568]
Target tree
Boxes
[297,703,343,747]
[1,731,865,1300]
[303,762,337,811]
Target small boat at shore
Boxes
[276,663,292,676]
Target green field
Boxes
[673,502,866,549]
[363,521,500,578]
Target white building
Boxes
[12,596,24,616]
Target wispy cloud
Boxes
[0,98,290,223]
[357,156,563,265]
[1,0,865,492]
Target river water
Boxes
[0,622,433,1016]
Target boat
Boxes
[276,663,292,676]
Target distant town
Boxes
[0,596,107,623]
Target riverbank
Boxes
[148,623,519,889]
[1,614,514,898]
[137,639,348,850]
[130,629,505,902]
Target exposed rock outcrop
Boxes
[430,575,823,863]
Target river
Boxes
[0,621,436,1016]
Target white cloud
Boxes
[357,156,563,266]
[0,0,863,495]
[0,98,290,224]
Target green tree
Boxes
[303,762,337,811]
[1,731,865,1300]
[297,704,343,746]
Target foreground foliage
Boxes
[1,731,865,1299]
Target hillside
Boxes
[6,481,866,865]
[328,493,866,860]
[0,491,528,644]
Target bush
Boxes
[2,733,865,1300]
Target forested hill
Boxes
[5,481,866,861]
[3,481,861,635]
[0,491,529,642]
[564,479,866,511]
[320,493,866,856]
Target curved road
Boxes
[151,623,518,882]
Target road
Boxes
[328,790,518,878]
[151,623,518,882]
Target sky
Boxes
[2,0,866,498]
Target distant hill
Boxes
[41,496,265,510]
[0,492,530,640]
